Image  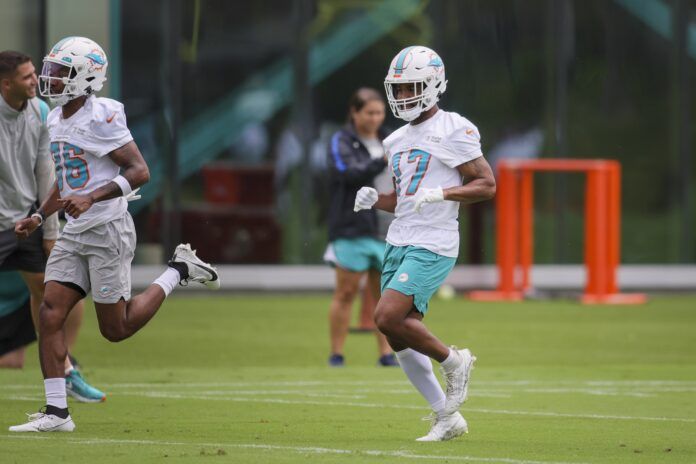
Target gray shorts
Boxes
[45,213,136,304]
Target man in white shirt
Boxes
[354,46,496,441]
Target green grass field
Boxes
[1,294,695,463]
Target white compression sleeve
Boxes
[395,348,446,415]
[44,378,67,409]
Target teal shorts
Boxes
[381,244,456,315]
[323,237,385,273]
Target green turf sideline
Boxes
[2,295,694,463]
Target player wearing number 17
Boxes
[354,45,496,441]
[9,37,220,433]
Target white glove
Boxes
[125,187,141,202]
[354,186,378,212]
[414,187,444,213]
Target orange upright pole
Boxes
[519,169,534,293]
[596,168,611,297]
[496,165,520,296]
[584,169,598,297]
[607,162,621,294]
[470,163,523,301]
[584,167,609,302]
[599,161,646,304]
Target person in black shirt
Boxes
[324,88,397,367]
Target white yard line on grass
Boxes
[101,379,696,388]
[6,383,696,398]
[3,388,693,423]
[192,390,368,399]
[484,388,655,398]
[118,391,696,423]
[5,392,693,423]
[464,407,696,423]
[104,380,413,388]
[3,380,696,390]
[483,387,696,393]
[0,434,591,464]
[150,388,510,399]
[5,396,41,402]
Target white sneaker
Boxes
[9,411,75,432]
[440,347,476,415]
[416,412,468,442]
[169,243,220,289]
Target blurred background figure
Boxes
[323,87,397,367]
[0,272,34,368]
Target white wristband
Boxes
[31,212,44,226]
[112,175,132,196]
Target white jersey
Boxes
[383,110,483,257]
[47,96,134,234]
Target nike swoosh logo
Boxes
[106,112,117,123]
[38,418,72,431]
[191,262,219,281]
[465,129,474,135]
[177,255,218,282]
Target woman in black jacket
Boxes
[324,88,396,367]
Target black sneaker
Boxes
[378,353,399,367]
[328,353,344,367]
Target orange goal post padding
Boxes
[469,158,646,305]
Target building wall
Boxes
[0,0,43,61]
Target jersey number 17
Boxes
[392,149,432,196]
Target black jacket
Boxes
[327,124,388,242]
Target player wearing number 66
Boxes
[353,45,496,442]
[9,37,220,433]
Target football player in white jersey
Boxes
[9,37,220,433]
[354,46,496,441]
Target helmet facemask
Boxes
[39,61,80,106]
[385,81,425,122]
[384,77,445,122]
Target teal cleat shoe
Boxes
[65,369,106,403]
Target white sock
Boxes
[440,348,462,372]
[44,378,67,409]
[153,268,181,297]
[395,348,446,415]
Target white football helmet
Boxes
[39,36,108,106]
[384,46,447,122]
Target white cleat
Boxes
[169,243,220,290]
[9,411,75,432]
[416,412,468,442]
[441,347,476,415]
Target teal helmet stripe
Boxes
[394,46,415,73]
[86,53,106,65]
